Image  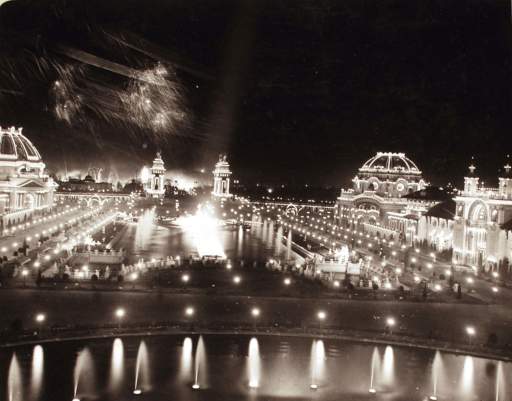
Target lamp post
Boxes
[317,310,326,330]
[386,317,396,334]
[115,307,125,328]
[466,326,476,345]
[35,313,46,335]
[22,269,29,287]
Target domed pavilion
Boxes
[0,126,56,230]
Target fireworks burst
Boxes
[120,64,187,138]
[52,65,84,125]
[51,62,188,142]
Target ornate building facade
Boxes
[0,126,56,229]
[212,154,232,197]
[452,162,512,273]
[337,152,430,243]
[143,152,166,198]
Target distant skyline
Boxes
[0,0,510,187]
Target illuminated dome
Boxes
[0,125,56,231]
[0,126,42,161]
[360,152,421,175]
[352,152,427,197]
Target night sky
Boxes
[0,0,510,187]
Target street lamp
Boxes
[182,274,190,283]
[22,269,29,287]
[317,310,327,320]
[185,306,195,317]
[233,275,241,284]
[35,313,46,323]
[251,307,260,317]
[466,326,476,344]
[284,277,291,286]
[386,317,395,334]
[115,308,126,319]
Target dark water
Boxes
[0,334,509,401]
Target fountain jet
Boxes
[275,226,283,255]
[495,361,505,401]
[179,337,193,382]
[31,345,44,400]
[8,353,22,401]
[266,221,274,248]
[109,338,125,393]
[247,337,261,389]
[430,350,444,400]
[310,339,325,390]
[261,219,268,243]
[381,345,395,386]
[193,336,206,389]
[73,347,95,401]
[460,356,474,396]
[369,346,380,393]
[133,340,150,395]
[286,230,292,260]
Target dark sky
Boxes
[0,0,510,187]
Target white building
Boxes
[337,152,431,243]
[143,152,166,198]
[452,161,512,273]
[0,126,56,230]
[212,154,232,197]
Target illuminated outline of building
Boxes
[337,152,430,243]
[144,152,166,198]
[212,154,232,197]
[0,126,56,229]
[451,160,512,273]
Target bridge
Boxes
[250,200,336,216]
[55,191,134,207]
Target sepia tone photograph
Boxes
[0,0,510,400]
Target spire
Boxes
[503,154,511,177]
[467,156,476,176]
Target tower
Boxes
[145,152,166,198]
[498,155,512,198]
[212,154,232,197]
[463,158,479,194]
